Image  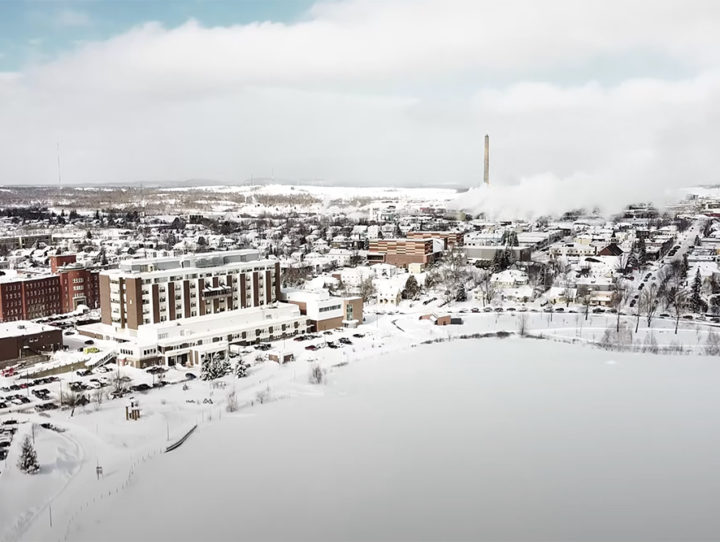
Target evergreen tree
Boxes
[636,237,647,265]
[220,357,232,377]
[17,435,39,474]
[235,359,250,378]
[401,275,420,300]
[691,269,704,313]
[455,283,467,302]
[200,357,213,380]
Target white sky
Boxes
[1,0,719,214]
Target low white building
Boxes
[79,304,309,368]
[282,289,363,331]
[490,269,529,289]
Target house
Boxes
[419,313,451,326]
[490,269,529,289]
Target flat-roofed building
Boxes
[0,275,61,322]
[80,304,308,368]
[99,250,281,331]
[283,289,363,331]
[0,321,62,367]
[368,239,437,268]
[406,231,464,249]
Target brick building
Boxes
[368,238,437,268]
[57,266,100,313]
[50,254,78,273]
[0,321,62,367]
[406,231,464,249]
[99,249,282,331]
[0,254,100,322]
[0,275,62,322]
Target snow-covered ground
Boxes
[57,339,720,542]
[2,325,720,541]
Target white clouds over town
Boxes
[1,0,719,215]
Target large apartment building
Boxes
[100,250,281,331]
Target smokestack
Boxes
[483,134,489,185]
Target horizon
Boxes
[2,0,720,216]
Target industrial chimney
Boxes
[483,134,490,185]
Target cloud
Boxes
[1,0,720,217]
[56,9,92,28]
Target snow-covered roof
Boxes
[0,320,59,337]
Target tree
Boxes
[359,277,376,303]
[308,364,325,385]
[18,435,40,474]
[200,357,213,381]
[639,283,659,329]
[401,275,420,300]
[477,271,497,307]
[610,277,628,332]
[670,289,689,335]
[455,283,467,302]
[636,236,647,266]
[577,285,592,321]
[226,389,239,412]
[691,269,705,313]
[235,359,249,378]
[439,248,469,301]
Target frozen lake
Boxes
[69,338,720,541]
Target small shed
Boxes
[268,350,294,364]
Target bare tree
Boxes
[517,314,528,337]
[358,277,376,303]
[670,289,689,335]
[226,389,239,412]
[92,388,104,411]
[610,277,628,332]
[477,271,497,307]
[577,285,592,321]
[639,283,660,329]
[308,364,325,385]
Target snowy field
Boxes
[53,338,720,542]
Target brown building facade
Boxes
[406,231,464,249]
[0,276,62,322]
[0,323,62,366]
[368,239,437,268]
[100,250,282,330]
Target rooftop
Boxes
[0,320,59,337]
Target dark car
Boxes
[339,337,352,345]
[305,345,318,351]
[352,333,365,338]
[84,339,94,345]
[185,372,197,380]
[471,307,480,313]
[494,307,504,312]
